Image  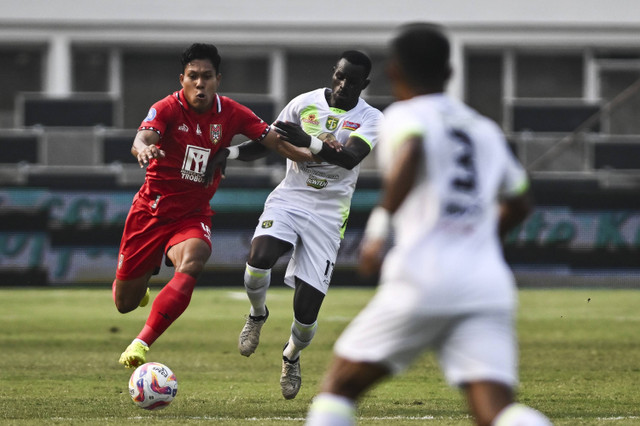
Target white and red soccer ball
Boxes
[128,362,178,410]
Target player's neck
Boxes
[324,89,358,111]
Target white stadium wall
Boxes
[4,0,640,100]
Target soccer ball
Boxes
[128,362,178,410]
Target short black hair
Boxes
[181,43,221,73]
[339,50,372,78]
[391,23,450,88]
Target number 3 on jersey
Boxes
[445,128,478,216]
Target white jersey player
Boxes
[209,50,383,400]
[305,23,552,426]
[258,87,380,291]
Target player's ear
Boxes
[385,58,401,82]
[361,79,371,91]
[179,74,185,87]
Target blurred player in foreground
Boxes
[115,43,316,368]
[305,23,552,425]
[210,50,383,399]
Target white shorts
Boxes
[252,205,341,294]
[334,279,518,388]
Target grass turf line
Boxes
[0,287,639,425]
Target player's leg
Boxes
[280,278,324,399]
[286,277,324,358]
[113,272,154,313]
[305,357,389,426]
[465,381,552,426]
[279,219,339,399]
[308,272,439,422]
[135,237,211,348]
[440,312,552,425]
[115,272,156,368]
[113,203,162,314]
[245,235,293,315]
[119,237,210,368]
[238,235,293,356]
[464,381,513,426]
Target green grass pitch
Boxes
[1,286,639,425]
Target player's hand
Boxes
[137,145,165,168]
[273,121,312,148]
[323,138,343,152]
[358,237,385,277]
[204,148,230,186]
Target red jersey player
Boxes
[115,43,316,368]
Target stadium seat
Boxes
[0,132,39,163]
[594,140,640,170]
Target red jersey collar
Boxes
[175,89,222,114]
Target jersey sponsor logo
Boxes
[325,116,339,131]
[210,124,221,145]
[178,123,189,132]
[181,145,211,183]
[301,165,339,179]
[261,220,273,228]
[306,176,328,189]
[302,113,320,126]
[144,108,157,122]
[342,120,360,131]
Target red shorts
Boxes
[116,197,212,281]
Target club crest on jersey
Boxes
[261,220,273,229]
[342,120,360,131]
[210,124,221,145]
[325,116,339,131]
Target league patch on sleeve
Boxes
[144,108,157,122]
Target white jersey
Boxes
[265,88,382,237]
[379,93,529,312]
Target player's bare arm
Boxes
[273,120,370,169]
[203,128,321,186]
[359,136,422,277]
[131,130,165,168]
[378,136,422,213]
[498,192,532,239]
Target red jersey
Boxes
[136,89,269,218]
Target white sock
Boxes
[244,263,270,317]
[132,338,148,347]
[492,403,552,426]
[305,393,355,426]
[284,319,317,361]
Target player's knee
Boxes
[176,258,205,277]
[115,297,137,314]
[294,310,319,326]
[246,252,274,270]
